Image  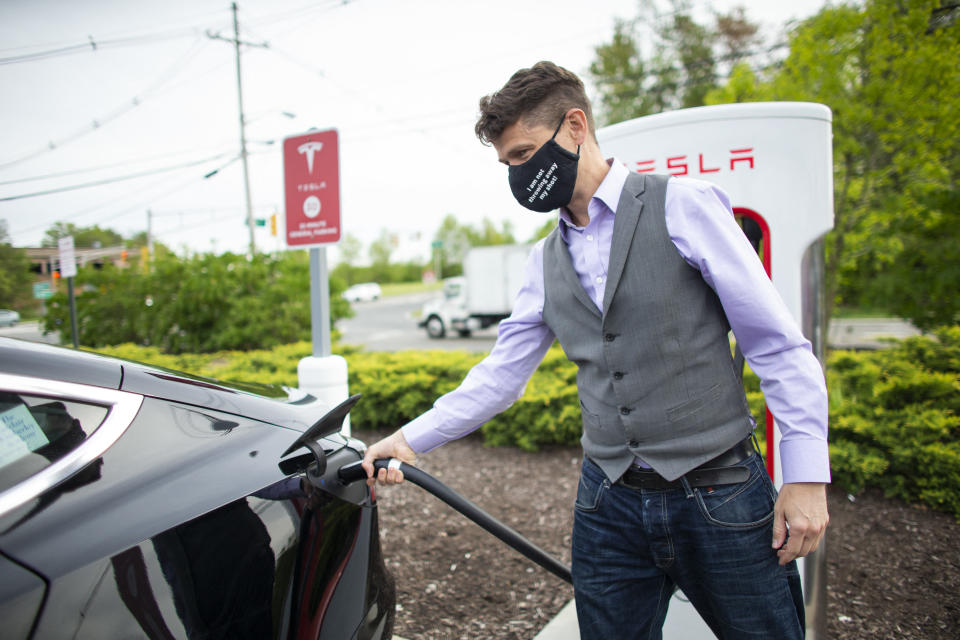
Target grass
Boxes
[832,305,898,319]
[379,281,443,297]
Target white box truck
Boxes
[419,244,531,338]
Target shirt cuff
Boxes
[401,409,448,454]
[779,437,831,484]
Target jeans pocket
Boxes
[693,457,776,529]
[574,459,609,513]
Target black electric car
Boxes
[0,337,394,640]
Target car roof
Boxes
[0,337,122,389]
[0,338,328,433]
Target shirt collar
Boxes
[558,158,629,239]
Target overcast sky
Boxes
[0,0,829,263]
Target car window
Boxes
[0,392,108,492]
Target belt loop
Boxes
[680,476,695,498]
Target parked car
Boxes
[0,309,20,327]
[342,282,382,302]
[0,337,394,640]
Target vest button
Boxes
[613,371,624,380]
[628,439,640,448]
[604,333,616,342]
[620,407,631,415]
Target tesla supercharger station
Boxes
[597,102,833,638]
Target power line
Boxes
[0,4,234,66]
[0,143,238,186]
[243,0,351,29]
[0,152,234,202]
[0,38,212,171]
[0,30,202,66]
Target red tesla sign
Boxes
[283,129,341,247]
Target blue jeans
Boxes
[571,452,804,640]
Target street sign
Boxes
[283,129,341,248]
[58,236,77,278]
[33,282,52,299]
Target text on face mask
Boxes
[526,162,559,203]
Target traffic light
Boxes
[270,213,277,236]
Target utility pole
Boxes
[208,3,268,256]
[146,209,154,257]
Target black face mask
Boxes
[508,117,580,213]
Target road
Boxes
[1,301,921,354]
[0,321,59,345]
[339,296,922,352]
[336,292,499,352]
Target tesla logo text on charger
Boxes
[633,148,755,175]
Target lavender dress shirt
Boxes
[402,159,830,484]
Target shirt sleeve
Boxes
[401,242,556,453]
[665,177,830,484]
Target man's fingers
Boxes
[776,518,827,565]
[771,509,787,550]
[370,460,405,486]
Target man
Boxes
[362,61,829,639]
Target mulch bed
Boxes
[353,428,960,639]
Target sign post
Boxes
[57,236,79,348]
[282,128,350,433]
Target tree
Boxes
[528,218,557,243]
[42,251,351,353]
[337,233,364,266]
[0,220,32,308]
[589,21,662,123]
[368,229,394,267]
[431,215,517,277]
[669,12,716,108]
[714,6,763,65]
[704,62,773,105]
[589,2,763,125]
[42,222,124,248]
[766,0,960,325]
[466,218,515,247]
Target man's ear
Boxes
[564,108,589,146]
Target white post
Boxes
[298,246,350,435]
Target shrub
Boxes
[826,327,960,517]
[94,325,960,518]
[45,252,351,354]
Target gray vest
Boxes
[542,173,753,482]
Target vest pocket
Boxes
[580,400,602,428]
[665,383,722,423]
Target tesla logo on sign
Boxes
[283,130,341,247]
[298,141,323,173]
[632,147,755,176]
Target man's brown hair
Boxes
[474,61,595,146]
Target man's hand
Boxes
[772,482,829,565]
[361,429,417,487]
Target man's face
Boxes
[493,119,563,167]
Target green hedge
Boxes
[826,327,960,517]
[94,327,960,518]
[45,252,352,354]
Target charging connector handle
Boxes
[338,458,572,584]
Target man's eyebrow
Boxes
[500,144,533,165]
